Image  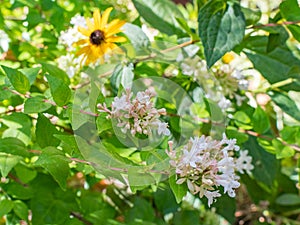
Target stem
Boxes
[70,212,93,225]
[71,39,198,90]
[250,20,300,29]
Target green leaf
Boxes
[19,67,40,85]
[198,1,245,67]
[276,193,300,206]
[13,200,28,220]
[169,174,188,203]
[154,185,179,215]
[1,65,30,94]
[252,106,270,134]
[173,210,200,225]
[14,164,37,183]
[35,147,70,190]
[0,137,29,157]
[0,199,14,217]
[269,91,300,121]
[45,73,71,106]
[272,139,295,159]
[132,0,185,37]
[110,64,134,94]
[6,182,34,200]
[240,7,261,26]
[36,113,61,148]
[41,62,70,85]
[125,197,155,223]
[233,111,252,129]
[244,36,300,91]
[96,114,112,134]
[286,24,300,42]
[175,17,199,40]
[280,0,300,21]
[0,85,13,101]
[0,153,22,177]
[24,95,52,113]
[1,112,32,145]
[243,136,279,189]
[122,23,150,55]
[26,8,45,30]
[30,174,75,224]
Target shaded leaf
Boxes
[243,136,279,189]
[19,67,40,85]
[35,146,70,190]
[244,36,300,91]
[45,73,71,106]
[252,106,270,134]
[13,200,28,220]
[269,91,300,121]
[36,113,60,148]
[24,95,52,113]
[198,1,245,67]
[0,137,29,157]
[132,0,185,37]
[169,174,187,203]
[276,193,300,206]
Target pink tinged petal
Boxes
[176,178,186,184]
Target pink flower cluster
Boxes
[98,89,170,136]
[167,134,253,206]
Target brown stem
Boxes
[250,20,300,29]
[70,212,93,225]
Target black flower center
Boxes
[90,30,105,45]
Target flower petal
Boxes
[86,18,94,31]
[100,7,113,29]
[105,19,126,37]
[78,26,90,37]
[105,36,127,43]
[93,9,101,29]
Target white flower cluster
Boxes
[177,46,250,110]
[57,14,89,77]
[0,30,10,53]
[98,89,170,136]
[58,14,86,50]
[167,134,253,207]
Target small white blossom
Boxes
[0,30,10,53]
[57,53,82,78]
[98,88,170,137]
[235,150,254,174]
[167,134,254,207]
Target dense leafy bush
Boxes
[0,0,300,224]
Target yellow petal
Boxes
[76,45,91,56]
[93,9,101,29]
[78,26,90,37]
[73,39,88,47]
[86,18,94,31]
[106,36,127,43]
[105,19,126,37]
[100,7,113,29]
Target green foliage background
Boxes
[0,0,300,224]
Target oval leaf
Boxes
[198,1,245,67]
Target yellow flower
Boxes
[75,7,127,65]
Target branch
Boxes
[70,212,93,225]
[71,39,198,90]
[250,20,300,29]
